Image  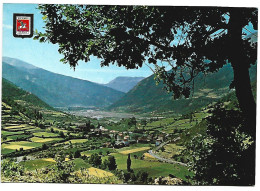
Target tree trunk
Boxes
[229,8,256,185]
[229,9,256,139]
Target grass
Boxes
[3,134,31,141]
[42,158,70,162]
[33,132,59,137]
[88,143,193,180]
[86,167,114,178]
[52,127,68,133]
[21,158,56,170]
[72,158,91,170]
[4,125,27,129]
[1,130,24,136]
[143,153,157,161]
[81,148,114,157]
[1,141,42,154]
[157,144,186,159]
[4,144,34,150]
[119,147,151,155]
[30,137,63,143]
[64,139,88,144]
[107,152,192,179]
[21,158,70,170]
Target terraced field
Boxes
[64,139,88,144]
[1,95,195,183]
[145,111,209,134]
[30,137,63,143]
[2,141,42,154]
[33,132,60,137]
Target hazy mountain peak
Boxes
[105,76,145,93]
[3,56,38,70]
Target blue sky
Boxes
[2,4,257,84]
[2,3,153,84]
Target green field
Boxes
[33,132,60,137]
[30,137,63,143]
[1,141,42,154]
[20,158,56,170]
[64,139,88,144]
[2,130,24,136]
[105,150,191,179]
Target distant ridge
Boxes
[105,76,145,93]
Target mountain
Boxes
[2,57,125,108]
[2,78,53,110]
[108,64,257,114]
[105,76,145,93]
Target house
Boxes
[123,136,130,146]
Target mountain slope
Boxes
[2,78,53,110]
[108,64,257,114]
[2,57,125,108]
[105,76,145,93]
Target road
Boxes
[148,137,187,166]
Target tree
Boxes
[127,154,131,172]
[42,143,48,150]
[59,131,65,138]
[140,172,149,183]
[107,155,117,170]
[89,153,102,167]
[54,153,75,183]
[35,5,256,137]
[69,152,73,160]
[141,119,147,130]
[74,150,81,158]
[188,104,255,185]
[2,135,7,141]
[128,117,137,128]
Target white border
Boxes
[0,0,259,191]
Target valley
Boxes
[1,57,256,185]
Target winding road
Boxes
[148,137,187,166]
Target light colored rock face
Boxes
[154,176,183,185]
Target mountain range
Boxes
[108,64,257,114]
[2,57,125,108]
[2,57,256,115]
[104,76,145,93]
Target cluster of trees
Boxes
[88,153,117,171]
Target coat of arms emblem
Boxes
[13,13,33,38]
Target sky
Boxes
[2,3,257,84]
[2,3,154,84]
